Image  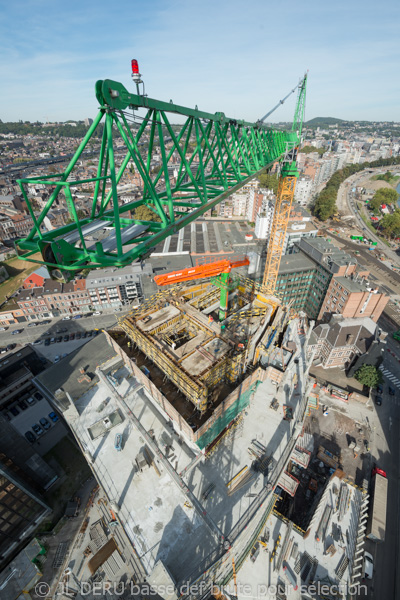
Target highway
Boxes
[336,167,400,266]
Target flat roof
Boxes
[59,320,310,586]
[278,252,316,275]
[34,333,117,404]
[228,476,365,597]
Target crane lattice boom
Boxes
[14,69,307,281]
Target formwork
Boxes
[118,281,276,415]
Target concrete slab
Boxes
[137,306,180,333]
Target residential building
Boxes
[23,266,50,289]
[307,315,378,369]
[0,453,50,567]
[283,220,318,254]
[294,176,314,206]
[318,275,388,323]
[254,200,274,239]
[86,263,153,309]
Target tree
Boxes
[354,364,382,388]
[379,210,400,238]
[133,205,161,222]
[257,173,279,194]
[66,209,86,224]
[372,187,399,206]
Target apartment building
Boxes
[308,315,377,369]
[318,275,388,323]
[294,176,314,206]
[275,237,359,320]
[86,263,153,309]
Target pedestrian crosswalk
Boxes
[379,365,400,403]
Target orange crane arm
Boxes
[154,258,249,286]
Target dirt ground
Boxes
[0,252,42,304]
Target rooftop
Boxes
[56,322,309,586]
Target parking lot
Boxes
[8,397,68,455]
[32,330,100,363]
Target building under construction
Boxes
[116,267,290,449]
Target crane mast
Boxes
[262,74,307,295]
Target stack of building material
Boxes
[291,446,311,469]
[277,471,300,497]
[317,446,340,469]
[330,386,348,402]
[226,466,255,495]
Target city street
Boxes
[0,309,122,357]
[364,333,400,599]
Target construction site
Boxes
[113,258,292,449]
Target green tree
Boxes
[354,364,383,388]
[133,205,161,222]
[372,187,399,206]
[300,145,325,156]
[379,210,400,238]
[257,173,279,194]
[66,209,86,224]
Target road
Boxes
[0,309,122,356]
[362,331,400,599]
[336,167,400,265]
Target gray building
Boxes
[86,263,153,309]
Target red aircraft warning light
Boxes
[131,59,141,81]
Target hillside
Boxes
[305,117,345,127]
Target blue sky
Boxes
[1,0,399,123]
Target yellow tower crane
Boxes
[261,74,307,295]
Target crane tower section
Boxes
[262,74,307,295]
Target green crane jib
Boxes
[15,63,307,281]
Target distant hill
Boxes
[305,117,345,127]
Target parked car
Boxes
[10,406,19,417]
[93,311,102,316]
[56,337,62,343]
[389,386,395,395]
[0,348,7,354]
[56,328,68,334]
[76,332,81,340]
[25,431,36,443]
[363,551,374,579]
[48,412,59,423]
[19,400,28,410]
[50,337,56,344]
[62,316,71,320]
[87,330,93,336]
[32,423,43,436]
[26,397,35,405]
[0,327,8,331]
[61,353,67,358]
[81,331,87,338]
[44,338,51,346]
[33,339,42,345]
[54,355,61,363]
[11,329,23,335]
[69,333,75,341]
[33,392,43,401]
[27,322,38,327]
[375,396,382,406]
[72,314,82,319]
[6,343,16,351]
[377,384,383,394]
[39,417,51,430]
[63,335,69,342]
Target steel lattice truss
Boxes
[15,77,305,280]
